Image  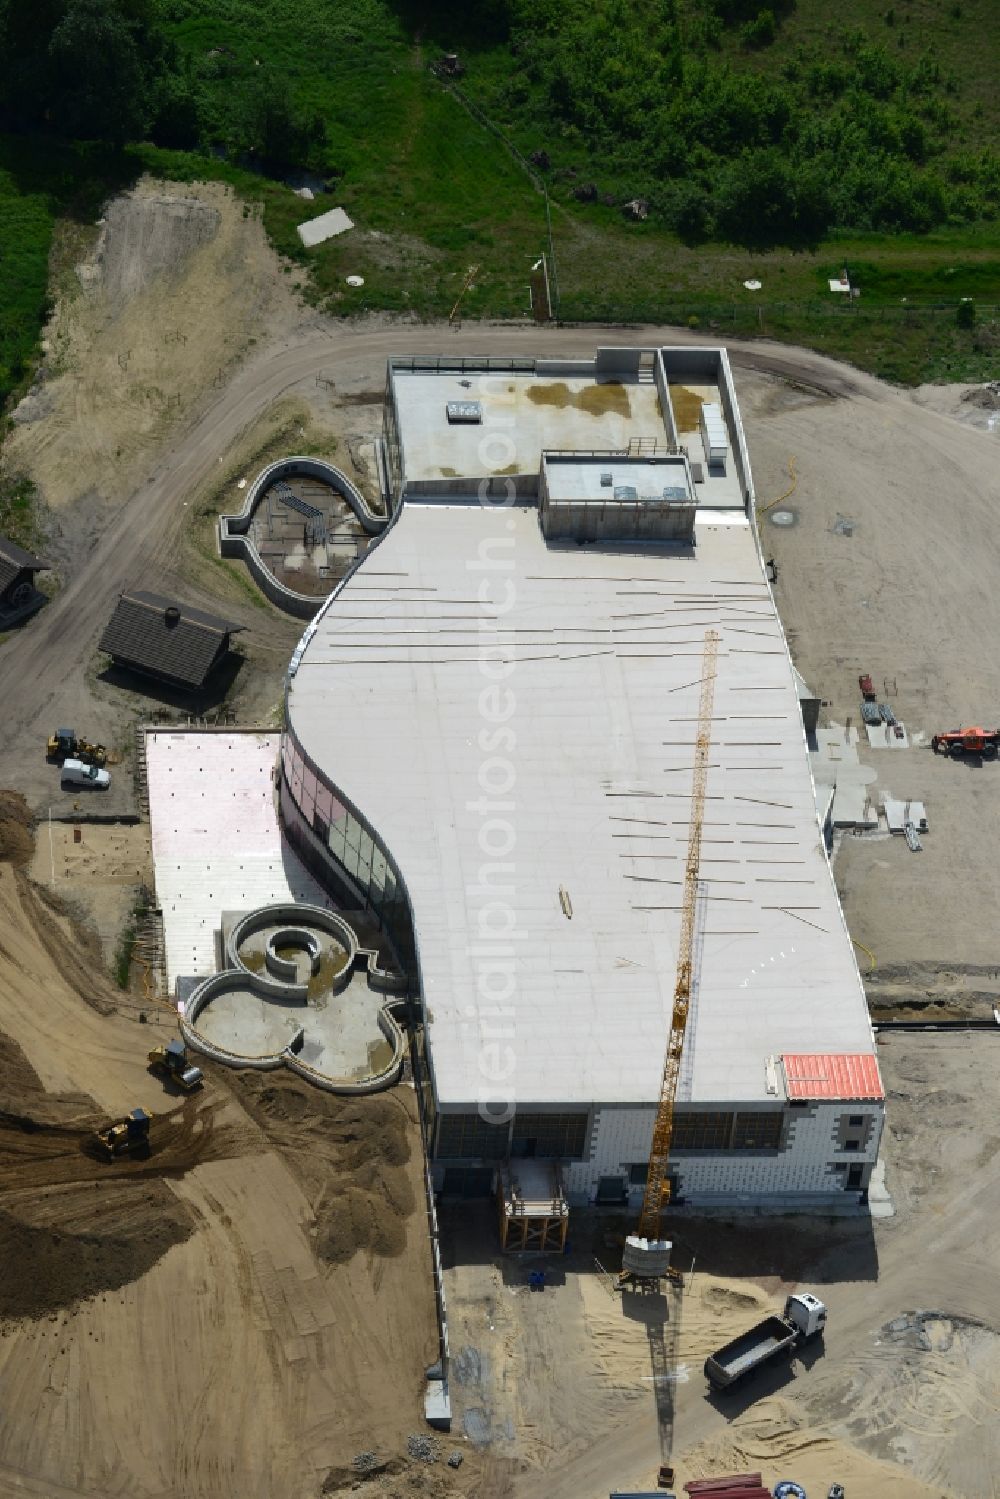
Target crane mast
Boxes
[637,628,720,1242]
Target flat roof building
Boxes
[279,347,883,1210]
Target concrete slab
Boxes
[883,796,907,834]
[865,721,909,749]
[832,783,874,828]
[296,207,353,248]
[194,969,389,1079]
[146,730,333,986]
[393,371,666,483]
[909,799,928,831]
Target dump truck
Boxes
[931,726,1000,757]
[148,1038,203,1091]
[47,728,108,766]
[704,1292,827,1390]
[95,1108,153,1159]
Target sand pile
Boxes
[580,1271,773,1386]
[234,1074,417,1264]
[0,792,33,867]
[679,1393,953,1499]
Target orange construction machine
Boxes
[932,727,1000,756]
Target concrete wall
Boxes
[535,359,597,378]
[403,474,539,501]
[540,495,696,544]
[658,348,756,513]
[655,350,678,445]
[219,456,386,618]
[181,900,407,1094]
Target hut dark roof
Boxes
[98,590,242,688]
[0,535,47,594]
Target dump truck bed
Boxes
[704,1315,795,1387]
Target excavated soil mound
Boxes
[0,1031,194,1319]
[0,1183,191,1323]
[0,792,33,867]
[235,1074,417,1264]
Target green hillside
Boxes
[1,0,998,409]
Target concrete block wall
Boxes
[563,1104,654,1204]
[669,1102,883,1201]
[561,1099,884,1206]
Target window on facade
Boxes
[370,846,388,902]
[511,1112,589,1159]
[328,819,348,862]
[436,1112,509,1160]
[848,1114,864,1127]
[672,1112,734,1151]
[289,746,304,805]
[629,1163,649,1187]
[732,1112,783,1150]
[356,828,374,891]
[315,782,333,825]
[844,1140,861,1152]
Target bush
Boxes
[956,298,976,328]
[740,8,776,48]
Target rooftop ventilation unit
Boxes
[613,485,638,504]
[446,401,483,424]
[600,472,613,487]
[700,402,728,467]
[662,485,689,503]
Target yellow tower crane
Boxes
[620,628,720,1284]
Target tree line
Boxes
[0,0,324,169]
[484,0,1000,245]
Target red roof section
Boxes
[782,1051,884,1101]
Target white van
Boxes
[61,757,110,790]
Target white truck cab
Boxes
[61,757,110,789]
[784,1292,827,1339]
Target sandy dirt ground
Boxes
[744,362,1000,994]
[441,1025,1000,1499]
[27,818,152,967]
[7,178,303,517]
[0,799,444,1499]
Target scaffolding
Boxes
[498,1160,569,1253]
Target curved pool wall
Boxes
[180,901,408,1094]
[218,457,387,618]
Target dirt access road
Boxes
[0,309,976,811]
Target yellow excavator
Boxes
[47,727,108,767]
[95,1108,153,1159]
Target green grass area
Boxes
[0,471,44,550]
[0,135,140,413]
[2,1,1000,404]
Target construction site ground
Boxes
[0,177,999,1496]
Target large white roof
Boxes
[288,502,874,1108]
